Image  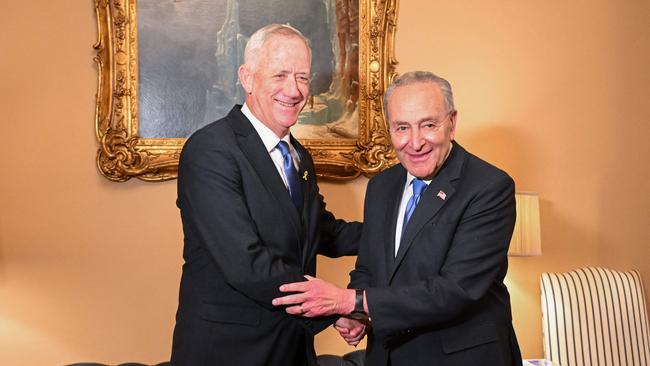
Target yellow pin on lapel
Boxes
[302,171,308,181]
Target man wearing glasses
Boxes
[274,71,522,366]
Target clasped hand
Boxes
[272,275,367,345]
[272,275,352,317]
[334,317,367,346]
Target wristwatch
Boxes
[349,288,367,320]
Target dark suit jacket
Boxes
[350,142,522,366]
[171,106,361,366]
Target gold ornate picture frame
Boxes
[94,0,398,182]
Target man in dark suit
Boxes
[170,24,361,366]
[273,71,522,365]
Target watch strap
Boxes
[353,288,365,314]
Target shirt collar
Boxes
[241,103,291,152]
[406,173,431,187]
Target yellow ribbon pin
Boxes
[302,171,308,181]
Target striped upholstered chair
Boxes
[541,267,650,366]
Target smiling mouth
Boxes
[407,151,432,162]
[275,99,301,108]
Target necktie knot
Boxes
[412,178,427,199]
[277,141,293,168]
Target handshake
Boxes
[272,275,368,346]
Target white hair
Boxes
[243,24,312,70]
[383,71,455,120]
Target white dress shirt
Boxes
[241,103,300,190]
[394,144,454,255]
[394,174,431,256]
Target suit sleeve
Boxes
[363,174,516,343]
[297,148,362,258]
[178,138,305,311]
[315,192,362,257]
[348,177,377,289]
[304,195,362,335]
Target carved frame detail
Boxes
[94,0,399,182]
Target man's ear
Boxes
[449,110,458,138]
[238,64,253,94]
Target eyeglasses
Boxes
[391,110,456,135]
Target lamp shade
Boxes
[508,192,542,256]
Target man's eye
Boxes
[297,76,310,83]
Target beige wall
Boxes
[1,1,648,364]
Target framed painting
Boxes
[94,0,399,182]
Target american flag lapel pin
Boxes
[437,190,447,200]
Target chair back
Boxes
[541,267,650,366]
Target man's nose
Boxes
[409,129,425,150]
[283,77,302,97]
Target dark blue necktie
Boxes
[277,141,303,211]
[401,178,427,235]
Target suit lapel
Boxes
[390,143,466,282]
[291,135,309,214]
[384,168,406,282]
[226,107,302,239]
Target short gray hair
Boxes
[244,24,312,70]
[383,71,455,120]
